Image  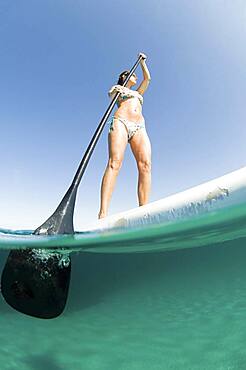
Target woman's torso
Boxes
[109,85,144,123]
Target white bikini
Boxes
[108,85,145,141]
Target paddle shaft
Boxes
[0,55,145,320]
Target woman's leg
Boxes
[129,128,151,206]
[98,120,128,219]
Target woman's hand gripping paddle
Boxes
[0,54,144,319]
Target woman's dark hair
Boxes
[117,70,130,86]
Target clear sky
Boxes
[0,0,245,230]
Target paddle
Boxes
[1,54,144,319]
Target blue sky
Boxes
[0,0,245,229]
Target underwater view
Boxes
[0,204,246,369]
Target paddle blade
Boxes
[1,249,71,319]
[34,186,77,235]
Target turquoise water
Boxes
[1,203,246,253]
[0,204,246,369]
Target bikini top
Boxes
[108,84,143,105]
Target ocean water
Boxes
[0,204,246,369]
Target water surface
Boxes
[0,204,246,369]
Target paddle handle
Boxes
[72,54,144,189]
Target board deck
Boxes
[81,167,246,234]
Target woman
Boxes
[98,52,151,219]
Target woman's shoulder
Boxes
[109,84,123,91]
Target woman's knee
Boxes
[137,158,151,174]
[108,157,123,172]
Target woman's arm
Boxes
[137,54,151,95]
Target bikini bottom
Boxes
[108,115,146,141]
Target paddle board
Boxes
[81,166,246,234]
[0,167,246,255]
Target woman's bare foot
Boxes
[98,211,106,219]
